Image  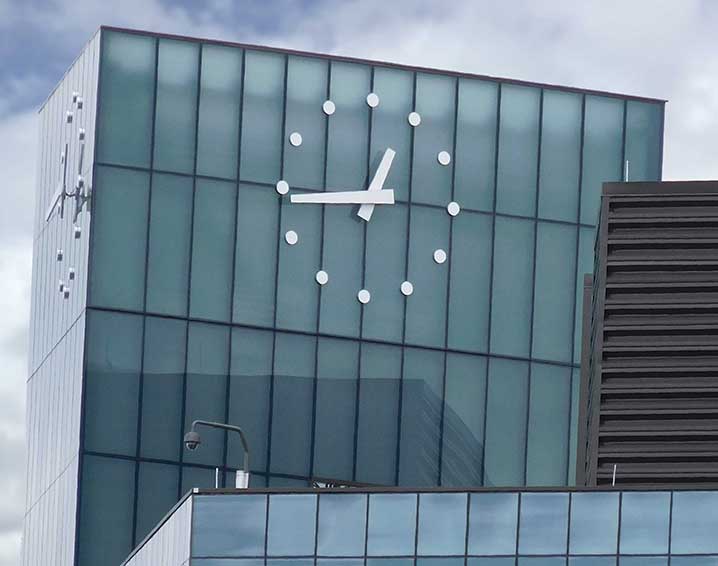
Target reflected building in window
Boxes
[25,27,664,566]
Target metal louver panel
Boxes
[580,181,718,487]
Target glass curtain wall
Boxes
[81,29,664,566]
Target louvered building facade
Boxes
[580,180,718,487]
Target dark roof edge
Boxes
[100,25,667,104]
[603,180,718,196]
[192,484,718,495]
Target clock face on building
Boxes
[44,90,92,298]
[279,93,458,305]
[45,91,92,226]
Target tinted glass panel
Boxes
[84,310,142,455]
[468,493,518,555]
[619,491,670,554]
[370,67,413,201]
[448,212,492,353]
[356,343,402,485]
[667,559,718,566]
[140,316,186,461]
[276,192,322,331]
[496,85,540,216]
[532,222,577,362]
[671,491,718,554]
[490,216,534,357]
[319,206,363,338]
[233,184,279,327]
[77,456,135,566]
[367,493,417,556]
[518,492,568,554]
[284,56,327,188]
[418,493,467,555]
[97,31,155,167]
[538,90,582,222]
[270,333,315,476]
[183,323,229,466]
[89,166,149,310]
[405,205,450,348]
[454,79,498,211]
[181,465,217,494]
[240,51,285,183]
[442,353,486,486]
[619,559,667,566]
[317,494,367,556]
[519,560,565,566]
[135,462,179,543]
[267,495,317,556]
[190,178,236,321]
[197,44,242,179]
[314,338,359,480]
[581,96,623,225]
[153,39,199,174]
[193,494,267,557]
[399,348,444,486]
[146,173,192,316]
[368,560,414,566]
[325,62,370,190]
[625,101,662,182]
[569,492,619,554]
[484,358,528,486]
[412,73,455,205]
[526,363,571,486]
[228,327,273,473]
[363,203,408,342]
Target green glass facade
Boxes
[26,27,664,566]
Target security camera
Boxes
[184,430,201,451]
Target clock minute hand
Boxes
[291,189,395,205]
[358,147,396,221]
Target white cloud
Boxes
[1,1,718,565]
[0,107,34,566]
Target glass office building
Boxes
[25,26,664,566]
[125,487,718,566]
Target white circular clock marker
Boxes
[447,201,461,216]
[366,93,380,108]
[315,270,329,285]
[357,289,371,304]
[408,112,422,127]
[323,100,336,115]
[289,132,303,147]
[434,249,447,264]
[401,281,414,296]
[438,151,451,166]
[285,230,299,245]
[276,180,289,195]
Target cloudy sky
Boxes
[1,0,717,564]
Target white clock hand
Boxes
[358,147,395,221]
[290,189,395,205]
[45,181,65,222]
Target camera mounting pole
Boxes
[184,420,250,488]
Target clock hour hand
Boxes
[358,147,396,221]
[45,181,65,222]
[290,189,394,205]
